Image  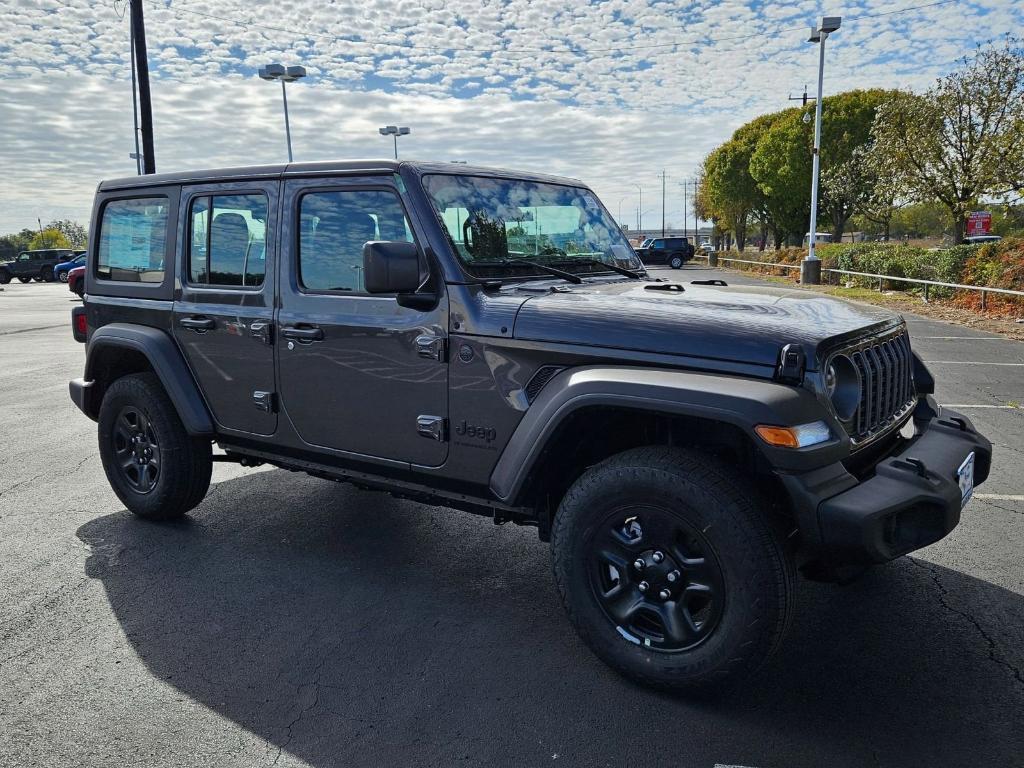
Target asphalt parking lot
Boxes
[2,270,1022,768]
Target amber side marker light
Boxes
[755,421,831,448]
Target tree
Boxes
[749,108,812,247]
[28,229,71,250]
[46,219,88,248]
[871,38,1024,242]
[817,89,898,241]
[0,229,37,261]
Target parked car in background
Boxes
[67,265,85,297]
[0,248,77,284]
[634,236,694,268]
[700,242,715,254]
[54,251,87,282]
[964,235,1002,245]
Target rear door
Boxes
[172,182,279,436]
[276,175,449,466]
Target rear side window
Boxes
[188,193,268,288]
[298,189,413,293]
[96,197,169,282]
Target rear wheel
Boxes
[17,276,32,283]
[98,373,212,520]
[669,254,684,269]
[551,446,794,691]
[0,269,10,284]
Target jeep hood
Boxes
[512,280,901,370]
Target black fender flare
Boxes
[489,366,847,504]
[81,323,214,435]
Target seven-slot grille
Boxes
[843,330,915,444]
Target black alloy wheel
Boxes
[588,505,724,651]
[111,405,161,494]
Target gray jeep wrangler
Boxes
[70,161,991,690]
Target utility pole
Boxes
[130,0,156,174]
[658,170,667,237]
[681,180,688,240]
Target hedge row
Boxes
[712,239,1024,314]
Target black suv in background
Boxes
[0,249,77,283]
[634,236,694,268]
[69,160,990,692]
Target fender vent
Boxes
[525,366,564,403]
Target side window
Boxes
[298,189,413,293]
[96,197,169,282]
[188,193,267,287]
[652,239,665,249]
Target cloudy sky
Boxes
[1,0,1021,234]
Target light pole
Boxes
[633,184,643,233]
[379,125,411,159]
[801,16,841,285]
[259,63,306,162]
[617,197,627,228]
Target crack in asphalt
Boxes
[272,659,325,766]
[908,556,1024,688]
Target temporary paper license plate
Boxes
[957,452,975,508]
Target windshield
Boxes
[422,174,641,279]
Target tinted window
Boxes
[189,194,267,287]
[96,197,168,282]
[652,239,665,248]
[298,189,413,293]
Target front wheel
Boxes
[551,446,794,691]
[58,270,69,282]
[17,276,32,283]
[98,373,212,520]
[669,254,684,269]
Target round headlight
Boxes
[828,354,861,422]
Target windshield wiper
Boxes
[548,258,644,279]
[472,259,583,284]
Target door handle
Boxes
[180,316,215,331]
[281,326,324,342]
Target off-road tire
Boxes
[0,269,10,284]
[41,266,55,282]
[669,254,684,269]
[17,276,32,283]
[551,446,795,691]
[98,373,212,520]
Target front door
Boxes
[276,176,449,467]
[172,182,279,436]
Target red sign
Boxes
[967,211,992,235]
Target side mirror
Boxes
[363,241,422,294]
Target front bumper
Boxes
[782,404,992,565]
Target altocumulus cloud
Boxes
[0,0,1021,231]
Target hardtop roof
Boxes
[98,159,587,191]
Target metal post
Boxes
[981,291,987,310]
[393,134,398,159]
[660,170,666,238]
[129,20,142,175]
[801,32,827,285]
[683,181,688,241]
[281,80,293,163]
[129,0,155,174]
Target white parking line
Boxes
[975,494,1024,502]
[923,361,1024,366]
[915,336,1018,341]
[943,404,1020,409]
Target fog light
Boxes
[755,421,831,448]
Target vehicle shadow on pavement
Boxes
[77,469,1024,768]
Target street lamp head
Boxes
[259,63,286,80]
[281,65,307,82]
[398,126,410,136]
[819,16,841,33]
